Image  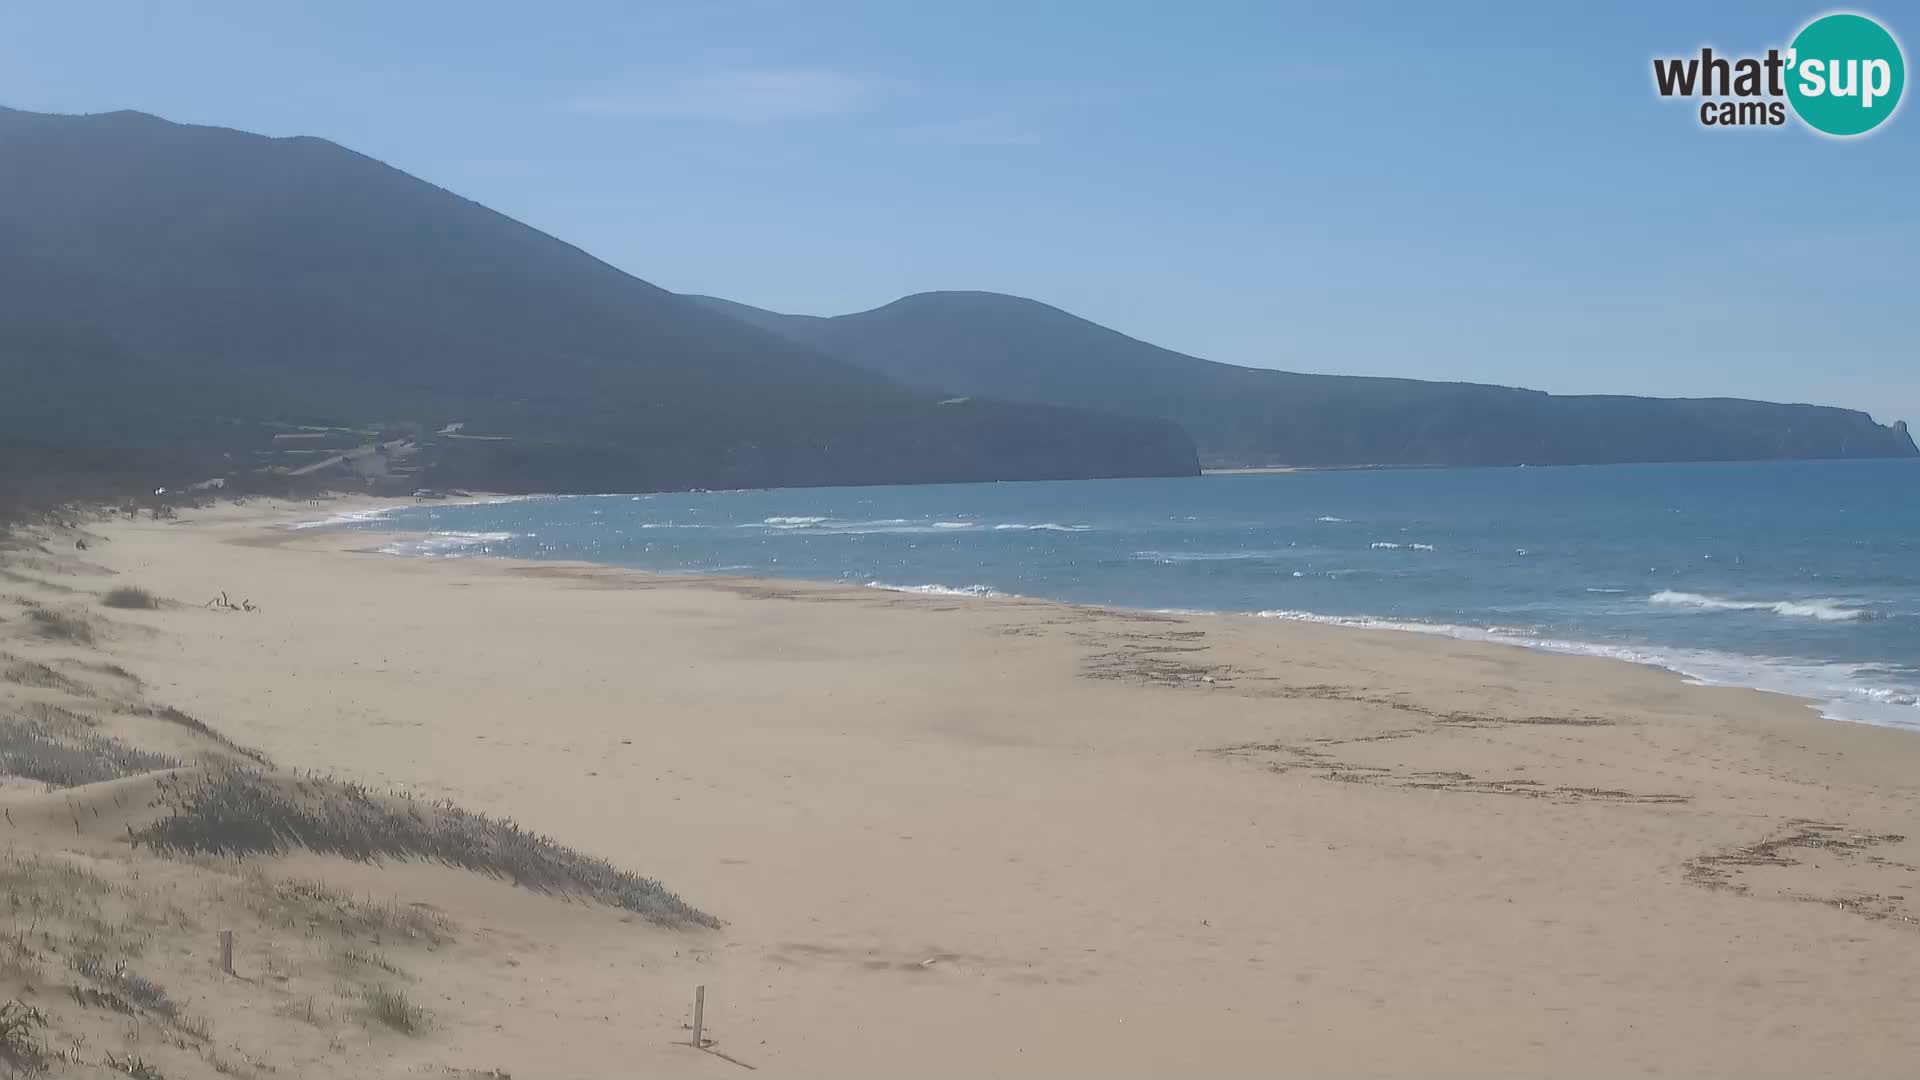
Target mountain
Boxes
[0,107,1196,508]
[689,292,1918,468]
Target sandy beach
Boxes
[3,495,1918,1077]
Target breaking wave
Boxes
[863,582,1001,598]
[1648,591,1872,623]
[376,531,517,556]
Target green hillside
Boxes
[0,107,1196,508]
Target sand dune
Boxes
[2,496,1918,1077]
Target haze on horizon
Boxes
[3,0,1913,424]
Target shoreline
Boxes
[294,494,1918,736]
[21,493,1919,1075]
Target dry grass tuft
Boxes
[101,586,161,610]
[103,1050,165,1078]
[82,660,142,684]
[0,849,114,900]
[362,984,425,1034]
[1,658,91,695]
[136,769,717,927]
[0,935,43,986]
[264,877,451,945]
[22,605,94,645]
[331,946,401,976]
[123,704,271,767]
[72,955,177,1019]
[0,998,49,1073]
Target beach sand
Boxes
[3,495,1918,1077]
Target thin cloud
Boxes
[571,69,868,121]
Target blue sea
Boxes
[305,459,1920,731]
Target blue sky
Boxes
[4,1,1915,425]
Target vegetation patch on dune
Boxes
[0,999,50,1073]
[265,875,452,946]
[71,955,178,1020]
[0,716,181,788]
[361,984,426,1034]
[124,704,273,768]
[21,605,94,645]
[0,658,90,695]
[101,586,161,610]
[133,769,718,928]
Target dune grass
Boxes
[101,586,161,610]
[72,955,178,1020]
[0,717,181,788]
[0,999,49,1073]
[1,657,91,695]
[23,605,92,645]
[125,703,272,767]
[133,769,718,928]
[266,875,452,945]
[362,984,426,1034]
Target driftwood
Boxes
[204,591,259,613]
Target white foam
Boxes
[1370,541,1435,551]
[751,517,1091,535]
[377,531,516,557]
[1133,550,1296,564]
[1316,516,1350,523]
[1251,609,1920,732]
[748,517,934,533]
[290,493,538,531]
[1648,591,1871,623]
[1585,587,1627,594]
[288,505,404,530]
[863,581,1001,598]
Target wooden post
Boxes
[691,985,705,1047]
[219,929,234,975]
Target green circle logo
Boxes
[1786,13,1905,136]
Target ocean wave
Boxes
[288,505,404,530]
[1316,516,1350,523]
[1251,608,1920,731]
[1370,541,1436,551]
[1585,587,1627,594]
[1648,590,1872,622]
[291,493,538,531]
[748,517,954,533]
[1253,609,1539,639]
[1134,549,1295,564]
[1852,686,1920,707]
[863,581,1001,598]
[377,531,516,556]
[753,517,1086,535]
